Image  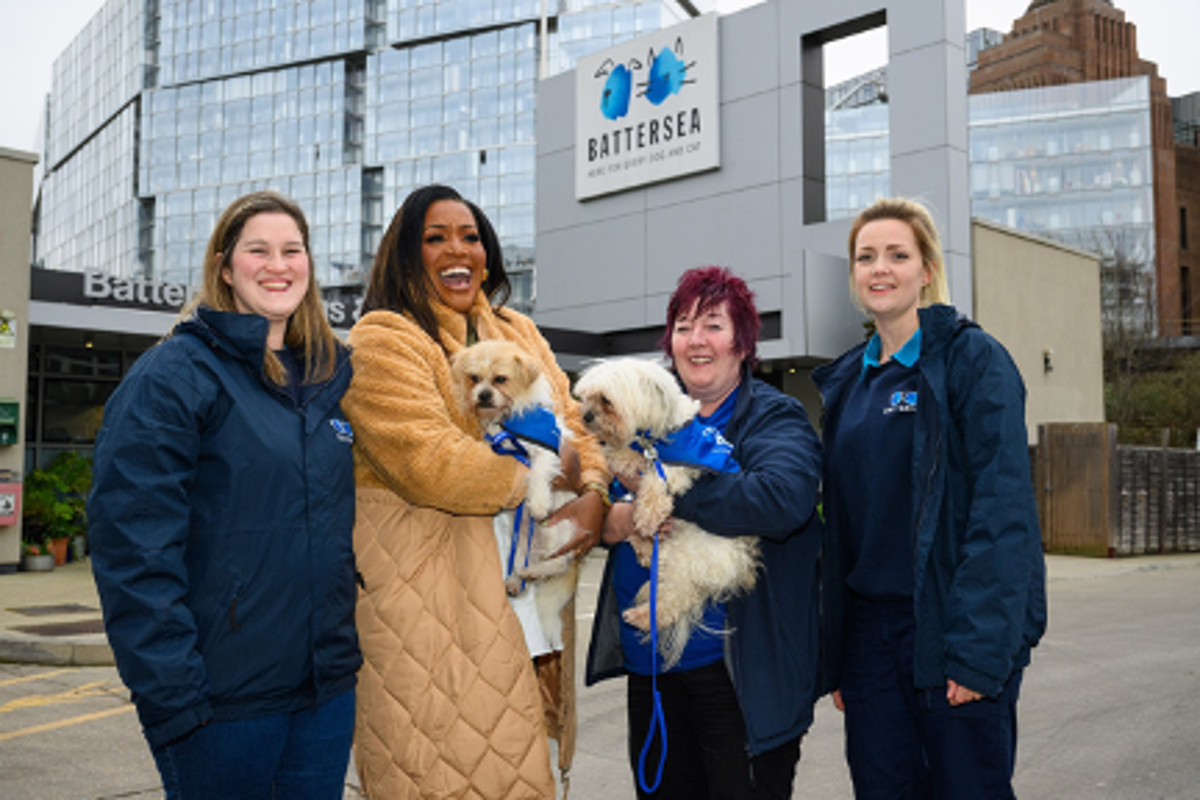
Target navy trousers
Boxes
[841,599,1022,800]
[627,661,802,800]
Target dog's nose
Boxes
[582,410,594,424]
[478,388,493,405]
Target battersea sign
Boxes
[31,268,364,330]
[575,13,720,200]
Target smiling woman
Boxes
[813,196,1046,799]
[342,184,610,798]
[219,211,311,350]
[88,190,360,800]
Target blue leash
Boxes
[487,430,536,593]
[636,457,669,794]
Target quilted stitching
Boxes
[353,489,555,799]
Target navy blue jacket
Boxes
[89,307,361,750]
[813,304,1047,697]
[586,371,827,755]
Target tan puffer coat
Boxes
[344,294,607,799]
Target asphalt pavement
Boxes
[2,551,1200,798]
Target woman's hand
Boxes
[946,679,983,706]
[601,501,636,545]
[601,501,673,546]
[546,490,606,560]
[832,689,845,712]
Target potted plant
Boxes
[22,452,92,566]
[20,540,55,572]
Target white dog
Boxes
[574,357,761,669]
[451,340,580,652]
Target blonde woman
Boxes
[813,197,1046,799]
[90,191,360,799]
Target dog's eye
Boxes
[494,375,508,385]
[600,395,611,409]
[468,374,480,384]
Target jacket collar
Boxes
[917,303,976,358]
[431,292,499,352]
[179,306,271,367]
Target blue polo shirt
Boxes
[828,330,921,600]
[614,385,740,674]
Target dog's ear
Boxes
[652,365,697,433]
[511,347,542,391]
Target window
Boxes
[1183,265,1193,336]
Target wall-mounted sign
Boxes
[575,13,720,201]
[30,268,364,330]
[0,318,14,349]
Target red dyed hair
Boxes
[660,266,762,368]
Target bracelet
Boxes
[580,481,612,509]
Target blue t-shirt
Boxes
[615,385,740,674]
[828,331,921,600]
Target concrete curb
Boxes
[0,635,113,666]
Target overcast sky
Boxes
[2,0,1197,154]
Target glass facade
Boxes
[825,102,889,221]
[968,77,1154,265]
[24,340,140,469]
[824,76,1156,269]
[36,0,701,312]
[38,106,141,278]
[45,0,144,169]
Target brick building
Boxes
[971,0,1188,336]
[1178,142,1200,336]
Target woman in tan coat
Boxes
[343,184,609,799]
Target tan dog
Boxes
[574,357,761,669]
[450,340,579,652]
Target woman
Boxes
[586,266,826,799]
[813,197,1047,799]
[343,184,608,798]
[89,191,360,799]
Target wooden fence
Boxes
[1035,423,1200,556]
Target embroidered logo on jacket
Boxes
[330,419,354,444]
[884,391,918,415]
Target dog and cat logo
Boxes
[594,36,698,121]
[885,391,918,415]
[329,418,354,444]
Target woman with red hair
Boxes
[586,266,828,799]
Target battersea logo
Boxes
[330,419,354,444]
[587,36,703,163]
[885,391,918,415]
[595,37,696,121]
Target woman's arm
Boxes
[344,315,528,515]
[943,333,1043,697]
[672,389,822,542]
[88,349,213,750]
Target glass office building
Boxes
[825,75,1157,274]
[34,0,707,312]
[25,0,706,468]
[968,77,1154,264]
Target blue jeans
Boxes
[153,689,355,800]
[841,599,1022,800]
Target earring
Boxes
[483,268,490,281]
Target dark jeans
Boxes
[841,598,1022,800]
[627,661,801,800]
[153,689,355,800]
